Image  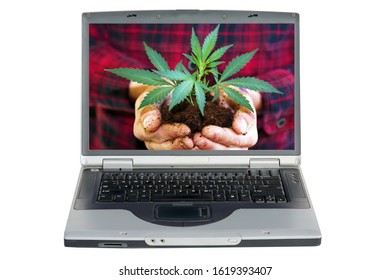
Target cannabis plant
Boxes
[106,25,282,115]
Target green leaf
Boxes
[143,42,170,72]
[208,61,224,68]
[169,79,195,110]
[202,24,220,60]
[174,60,190,74]
[191,28,202,60]
[155,70,189,81]
[105,68,168,86]
[206,44,233,63]
[183,53,198,65]
[222,86,254,112]
[138,86,173,109]
[207,68,219,78]
[194,81,206,116]
[221,77,283,94]
[212,86,220,102]
[200,82,212,92]
[220,49,258,82]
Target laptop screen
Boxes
[89,23,294,151]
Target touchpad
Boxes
[155,205,210,220]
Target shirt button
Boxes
[277,117,286,128]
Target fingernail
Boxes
[204,130,214,138]
[236,117,248,134]
[182,137,194,149]
[202,127,217,139]
[142,115,154,129]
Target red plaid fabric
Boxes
[89,23,295,150]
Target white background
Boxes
[1,0,389,279]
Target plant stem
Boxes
[186,95,194,105]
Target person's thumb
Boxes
[141,108,161,133]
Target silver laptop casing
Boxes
[64,10,321,247]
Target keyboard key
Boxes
[176,189,188,195]
[268,189,285,197]
[227,190,238,201]
[139,193,151,202]
[114,194,125,202]
[151,189,163,195]
[101,184,120,191]
[126,193,138,202]
[276,196,287,203]
[239,190,251,201]
[253,196,265,203]
[138,190,150,201]
[98,194,112,202]
[152,193,213,201]
[268,180,282,186]
[215,190,226,201]
[189,189,201,195]
[231,185,243,191]
[265,195,276,203]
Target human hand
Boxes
[193,87,260,150]
[132,83,194,150]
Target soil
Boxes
[160,94,235,133]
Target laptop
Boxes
[64,10,321,247]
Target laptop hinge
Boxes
[102,159,133,170]
[249,159,280,169]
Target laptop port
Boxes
[98,242,127,248]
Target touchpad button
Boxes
[155,205,210,220]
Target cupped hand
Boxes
[193,87,259,150]
[132,85,194,150]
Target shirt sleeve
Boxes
[249,24,295,150]
[254,69,295,150]
[89,25,148,150]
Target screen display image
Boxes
[89,24,294,151]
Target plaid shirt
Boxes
[89,23,294,150]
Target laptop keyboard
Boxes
[97,169,287,203]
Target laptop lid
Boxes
[81,10,300,167]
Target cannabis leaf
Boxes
[191,28,202,61]
[212,85,220,102]
[206,45,232,63]
[169,79,195,110]
[220,77,282,94]
[155,70,189,81]
[194,81,206,115]
[105,68,169,86]
[220,49,258,82]
[138,86,173,109]
[183,53,198,65]
[174,60,190,74]
[202,25,219,60]
[221,86,253,112]
[208,61,224,68]
[143,42,170,72]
